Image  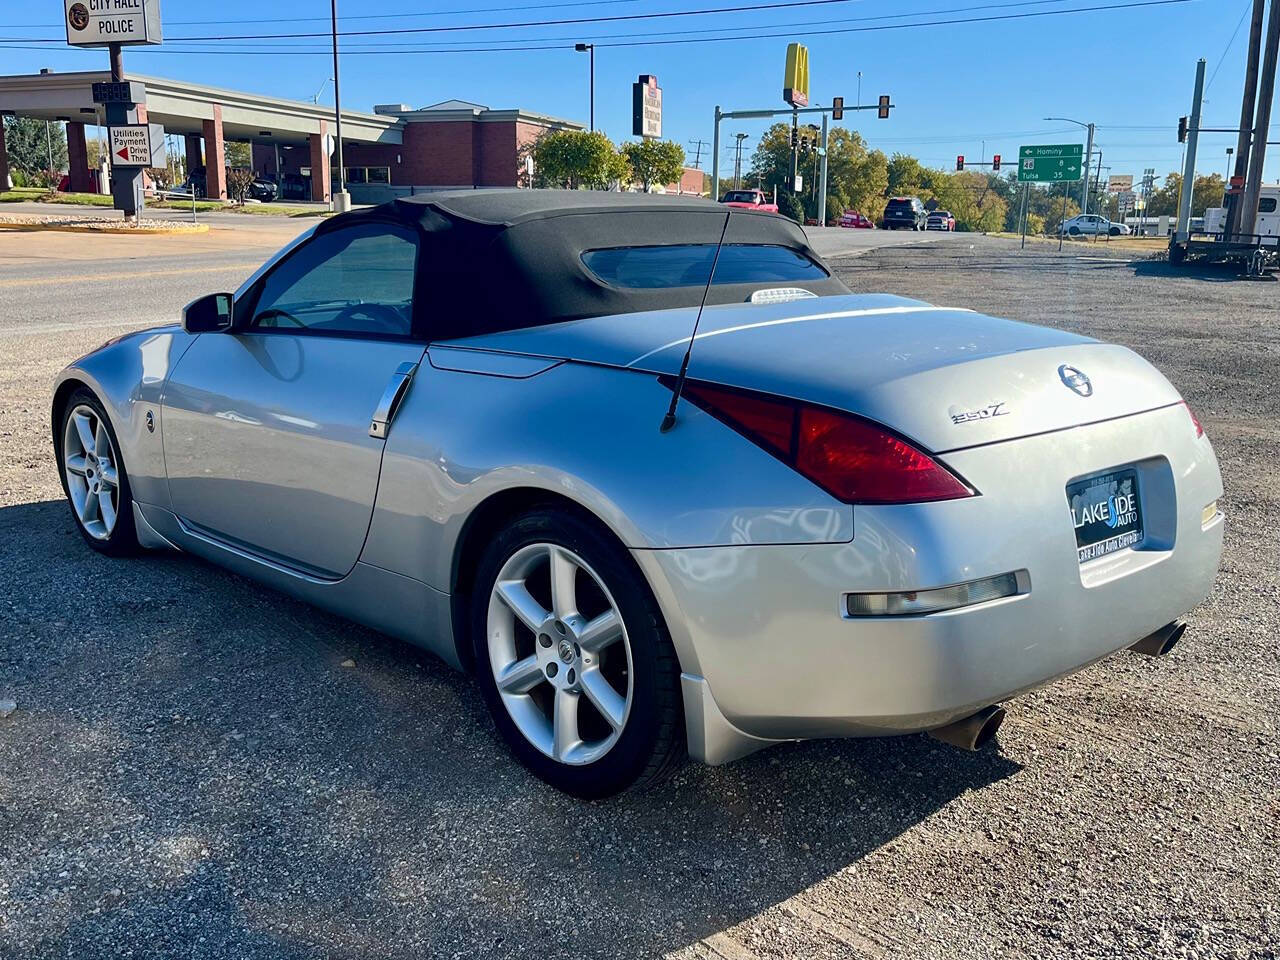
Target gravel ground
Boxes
[0,213,209,231]
[0,235,1276,959]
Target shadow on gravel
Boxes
[1131,259,1253,283]
[2,499,1022,959]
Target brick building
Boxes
[0,71,582,204]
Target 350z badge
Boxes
[948,401,1010,425]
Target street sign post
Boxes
[1017,144,1084,182]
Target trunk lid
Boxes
[446,293,1182,451]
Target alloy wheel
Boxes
[62,403,121,540]
[486,542,633,766]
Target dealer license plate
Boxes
[1066,468,1144,564]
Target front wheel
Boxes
[471,507,685,797]
[57,388,138,555]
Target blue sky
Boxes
[1,0,1265,181]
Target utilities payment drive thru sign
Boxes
[109,125,160,166]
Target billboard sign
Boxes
[66,0,163,47]
[632,74,662,139]
[783,43,809,107]
[1107,174,1134,194]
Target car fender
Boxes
[52,324,200,509]
[358,356,853,595]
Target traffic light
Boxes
[1178,116,1188,143]
[789,125,797,147]
[832,96,843,120]
[877,94,891,119]
[956,155,965,171]
[992,154,1001,171]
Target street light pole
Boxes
[330,0,348,212]
[575,44,595,131]
[1045,116,1095,215]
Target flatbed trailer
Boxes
[1169,231,1279,276]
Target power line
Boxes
[0,0,1196,55]
[1205,0,1253,92]
[0,0,1188,44]
[3,0,646,29]
[11,0,1079,52]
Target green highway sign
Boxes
[1017,143,1084,182]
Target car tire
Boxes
[1069,226,1081,236]
[1109,226,1121,236]
[470,506,685,798]
[56,388,138,556]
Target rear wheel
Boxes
[470,507,684,798]
[1069,226,1081,236]
[57,388,137,555]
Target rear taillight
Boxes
[1182,400,1204,438]
[672,380,976,504]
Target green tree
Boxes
[225,141,252,169]
[886,153,929,196]
[621,139,685,192]
[746,122,795,199]
[532,130,627,190]
[823,128,888,223]
[3,116,68,175]
[1148,172,1226,218]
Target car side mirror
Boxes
[182,292,234,333]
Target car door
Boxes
[162,220,426,578]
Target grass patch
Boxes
[0,189,114,206]
[150,199,331,218]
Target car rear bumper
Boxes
[634,404,1224,763]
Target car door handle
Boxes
[369,361,419,439]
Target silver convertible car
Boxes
[53,191,1224,797]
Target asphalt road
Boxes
[0,227,1276,959]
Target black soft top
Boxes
[321,189,847,340]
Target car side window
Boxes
[249,223,418,337]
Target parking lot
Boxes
[1,226,1276,958]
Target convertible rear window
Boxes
[581,243,828,289]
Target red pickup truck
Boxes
[719,188,780,213]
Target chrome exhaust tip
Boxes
[928,704,1006,752]
[1129,621,1186,658]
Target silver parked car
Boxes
[53,191,1223,797]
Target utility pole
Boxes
[818,112,830,226]
[1227,0,1266,240]
[712,106,722,199]
[330,0,349,212]
[574,44,595,131]
[1082,123,1095,215]
[686,138,709,170]
[732,133,748,189]
[1174,60,1205,245]
[1242,0,1280,239]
